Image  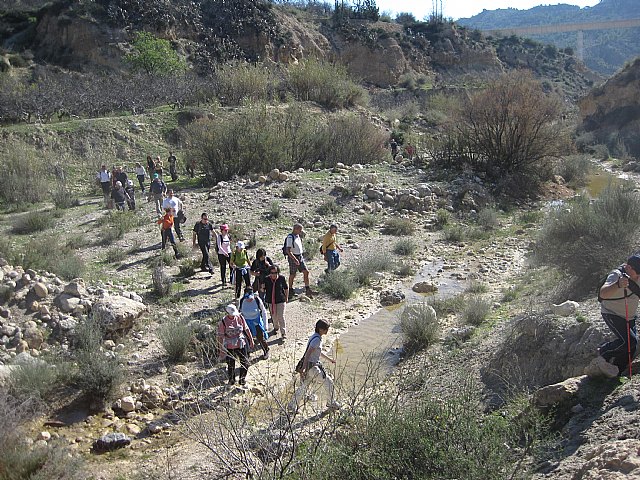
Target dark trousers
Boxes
[101,181,111,195]
[199,242,211,271]
[161,229,178,257]
[218,253,231,284]
[233,268,251,298]
[600,313,637,373]
[226,346,249,381]
[137,174,145,191]
[174,211,184,240]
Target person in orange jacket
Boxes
[157,207,179,258]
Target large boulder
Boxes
[33,283,48,299]
[93,295,147,333]
[412,282,438,294]
[54,293,81,313]
[93,432,132,452]
[576,439,640,479]
[380,289,405,307]
[533,375,588,408]
[63,279,86,298]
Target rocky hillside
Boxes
[458,0,640,75]
[578,56,640,159]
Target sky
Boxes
[375,0,601,21]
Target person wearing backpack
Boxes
[149,174,166,216]
[192,212,214,273]
[157,207,179,258]
[285,223,314,299]
[598,254,640,376]
[239,287,270,360]
[251,248,273,301]
[320,224,344,272]
[216,224,232,286]
[168,151,178,182]
[288,320,340,412]
[125,180,136,211]
[230,241,251,300]
[110,181,130,211]
[264,265,288,339]
[217,304,255,386]
[162,189,185,241]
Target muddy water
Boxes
[585,170,623,197]
[330,260,467,388]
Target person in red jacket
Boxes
[157,207,179,258]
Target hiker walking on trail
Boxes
[321,224,343,272]
[154,156,164,179]
[251,248,274,301]
[285,223,314,299]
[192,213,214,274]
[216,224,232,286]
[186,158,196,178]
[239,287,270,360]
[125,180,136,211]
[115,166,128,187]
[134,162,147,192]
[96,165,111,208]
[162,189,185,241]
[168,151,178,182]
[288,320,340,412]
[218,304,254,386]
[157,207,179,258]
[146,155,155,177]
[264,265,288,339]
[231,241,252,300]
[111,181,130,211]
[390,138,398,160]
[149,174,166,216]
[598,254,640,376]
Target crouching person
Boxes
[598,254,640,376]
[218,304,254,386]
[288,320,340,412]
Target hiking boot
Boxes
[239,378,246,386]
[272,328,279,336]
[228,377,236,386]
[305,287,315,298]
[263,350,270,360]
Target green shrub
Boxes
[393,238,416,256]
[12,211,55,234]
[501,285,520,302]
[303,237,318,261]
[158,319,193,363]
[443,224,465,242]
[555,155,593,187]
[535,185,640,294]
[282,184,299,199]
[20,236,85,280]
[395,261,415,277]
[460,294,492,326]
[9,362,60,401]
[105,247,126,264]
[73,316,122,407]
[161,250,178,266]
[519,210,544,225]
[152,263,173,297]
[316,198,343,216]
[400,302,439,354]
[435,208,451,229]
[51,187,80,209]
[477,208,499,231]
[426,294,465,317]
[383,217,415,235]
[357,213,377,229]
[465,281,488,294]
[287,59,367,109]
[320,271,356,300]
[178,259,197,277]
[98,211,144,245]
[269,201,282,219]
[0,144,50,206]
[215,62,276,106]
[353,252,389,286]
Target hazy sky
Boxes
[376,0,600,21]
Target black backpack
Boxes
[282,233,294,257]
[597,266,640,302]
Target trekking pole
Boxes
[625,288,633,379]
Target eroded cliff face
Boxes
[579,57,640,158]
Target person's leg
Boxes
[242,270,251,289]
[256,329,269,356]
[154,195,162,215]
[302,270,310,288]
[174,214,183,240]
[327,250,336,271]
[218,254,227,285]
[167,230,178,258]
[288,367,318,411]
[161,229,168,250]
[234,269,242,298]
[238,346,249,384]
[199,243,209,270]
[274,303,286,337]
[226,350,237,384]
[600,313,632,372]
[323,371,336,404]
[137,175,145,191]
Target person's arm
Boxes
[321,351,336,364]
[302,344,318,375]
[230,251,236,268]
[250,260,260,277]
[600,272,628,299]
[258,297,268,323]
[281,277,289,303]
[287,236,299,264]
[192,225,197,247]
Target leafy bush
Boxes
[357,213,377,229]
[320,271,356,300]
[426,294,466,318]
[51,186,80,209]
[393,238,416,256]
[153,263,173,297]
[395,261,415,277]
[9,361,60,401]
[74,316,122,407]
[316,198,343,216]
[0,144,50,206]
[400,302,439,354]
[477,208,499,231]
[215,62,276,106]
[535,185,640,294]
[125,31,186,75]
[303,237,318,261]
[519,210,544,225]
[460,295,492,326]
[105,247,126,264]
[158,319,193,363]
[555,155,593,187]
[12,211,55,234]
[269,201,282,219]
[281,184,299,199]
[178,259,198,278]
[353,252,389,286]
[465,281,488,294]
[435,208,451,229]
[287,59,367,109]
[383,217,415,235]
[98,211,145,245]
[20,236,85,280]
[443,224,465,242]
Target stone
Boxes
[126,423,141,435]
[258,175,268,183]
[140,385,167,408]
[577,439,640,479]
[23,327,44,349]
[119,396,137,413]
[380,290,405,307]
[63,279,86,298]
[147,423,163,434]
[584,355,619,379]
[33,283,48,299]
[269,168,280,180]
[29,301,40,312]
[551,300,579,317]
[103,340,116,350]
[15,340,29,353]
[412,282,438,294]
[278,172,290,181]
[169,372,184,385]
[93,432,132,452]
[93,295,147,333]
[38,431,51,441]
[54,293,81,313]
[446,326,476,343]
[365,189,381,200]
[533,375,588,407]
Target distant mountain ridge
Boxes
[458,0,640,75]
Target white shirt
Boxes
[286,234,304,255]
[97,170,111,182]
[135,166,146,176]
[217,233,231,255]
[162,196,182,212]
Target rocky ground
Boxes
[1,156,639,479]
